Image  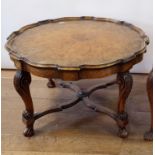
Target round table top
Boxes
[6,17,149,70]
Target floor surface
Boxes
[1,70,153,155]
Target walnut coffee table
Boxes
[5,17,149,138]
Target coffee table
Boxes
[5,16,149,138]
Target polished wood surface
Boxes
[2,71,152,155]
[6,18,147,68]
[6,17,148,73]
[5,17,149,80]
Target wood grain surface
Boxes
[6,17,148,69]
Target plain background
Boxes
[1,0,153,73]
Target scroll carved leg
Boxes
[144,70,153,141]
[117,71,133,138]
[47,78,56,88]
[14,70,35,137]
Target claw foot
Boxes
[22,111,35,137]
[118,128,128,138]
[24,127,34,137]
[47,79,55,88]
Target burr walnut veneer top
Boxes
[6,17,148,70]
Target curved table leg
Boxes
[144,70,153,141]
[47,78,56,88]
[117,71,133,138]
[14,70,35,137]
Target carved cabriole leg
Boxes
[47,78,56,88]
[14,70,35,137]
[117,71,133,138]
[144,70,153,141]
